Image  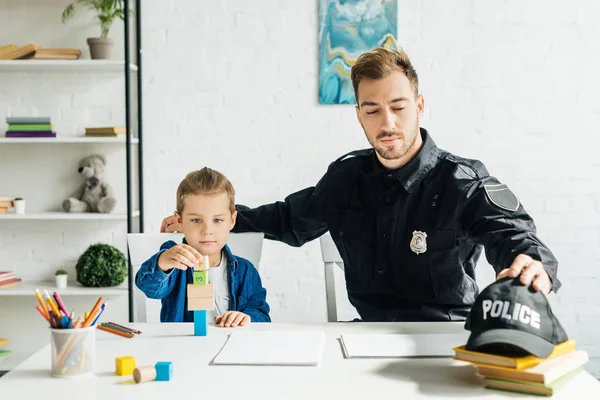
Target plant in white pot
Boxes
[61,0,129,60]
[55,269,68,289]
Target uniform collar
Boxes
[361,128,441,193]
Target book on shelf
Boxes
[4,131,56,138]
[7,123,53,131]
[23,48,82,60]
[0,207,9,214]
[476,350,588,385]
[0,43,40,60]
[483,367,584,396]
[6,116,51,125]
[453,339,577,369]
[85,127,127,136]
[0,44,18,58]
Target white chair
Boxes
[319,233,360,322]
[127,232,264,322]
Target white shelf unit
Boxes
[0,211,140,220]
[0,137,139,144]
[0,60,138,73]
[0,280,127,296]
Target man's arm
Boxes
[460,177,560,292]
[233,172,329,247]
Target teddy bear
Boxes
[62,154,116,213]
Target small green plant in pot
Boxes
[61,0,129,60]
[76,243,127,287]
[55,269,68,289]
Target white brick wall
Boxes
[143,0,600,376]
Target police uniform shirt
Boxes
[233,128,560,322]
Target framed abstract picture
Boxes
[319,0,398,105]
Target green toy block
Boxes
[193,270,208,285]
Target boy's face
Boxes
[175,192,237,257]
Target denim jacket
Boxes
[135,241,270,323]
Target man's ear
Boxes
[355,104,362,126]
[230,210,238,231]
[417,94,425,119]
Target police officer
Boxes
[161,48,559,322]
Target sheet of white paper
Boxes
[213,330,326,366]
[340,333,469,358]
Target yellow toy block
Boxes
[0,338,7,347]
[115,356,137,376]
[187,283,213,298]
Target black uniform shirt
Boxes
[234,128,560,322]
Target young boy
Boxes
[135,167,270,327]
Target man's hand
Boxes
[214,311,250,327]
[160,215,182,233]
[496,254,551,294]
[157,244,202,272]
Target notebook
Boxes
[484,367,583,396]
[213,330,326,366]
[340,332,469,358]
[453,338,577,369]
[476,350,588,384]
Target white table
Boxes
[0,322,598,399]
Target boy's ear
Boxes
[174,211,182,224]
[230,210,237,230]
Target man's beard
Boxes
[371,121,419,161]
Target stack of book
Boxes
[0,43,81,60]
[0,197,14,214]
[454,339,588,396]
[85,126,127,137]
[0,271,21,289]
[5,116,55,138]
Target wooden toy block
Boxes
[187,283,214,298]
[0,338,7,347]
[188,296,215,311]
[194,310,207,336]
[133,365,156,384]
[155,361,173,381]
[193,270,208,285]
[115,355,136,376]
[193,255,210,271]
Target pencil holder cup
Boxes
[50,326,96,378]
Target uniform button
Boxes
[386,197,391,202]
[339,231,344,236]
[382,233,386,238]
[433,194,439,199]
[378,270,384,276]
[432,201,436,206]
[387,173,392,178]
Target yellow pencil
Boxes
[35,289,49,318]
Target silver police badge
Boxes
[410,231,428,255]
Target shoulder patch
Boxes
[484,184,520,212]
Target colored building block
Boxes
[155,361,173,381]
[133,366,156,384]
[187,283,213,298]
[0,338,7,347]
[194,310,207,336]
[115,356,136,376]
[188,297,214,311]
[193,270,208,285]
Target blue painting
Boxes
[319,0,398,104]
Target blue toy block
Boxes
[194,310,207,336]
[155,361,173,381]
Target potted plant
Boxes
[76,243,126,287]
[61,0,129,60]
[55,269,68,289]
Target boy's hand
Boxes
[157,244,202,272]
[214,311,250,327]
[160,215,182,233]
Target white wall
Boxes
[0,0,131,364]
[143,0,600,376]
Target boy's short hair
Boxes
[176,167,236,214]
[351,47,419,104]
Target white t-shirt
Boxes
[208,251,229,321]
